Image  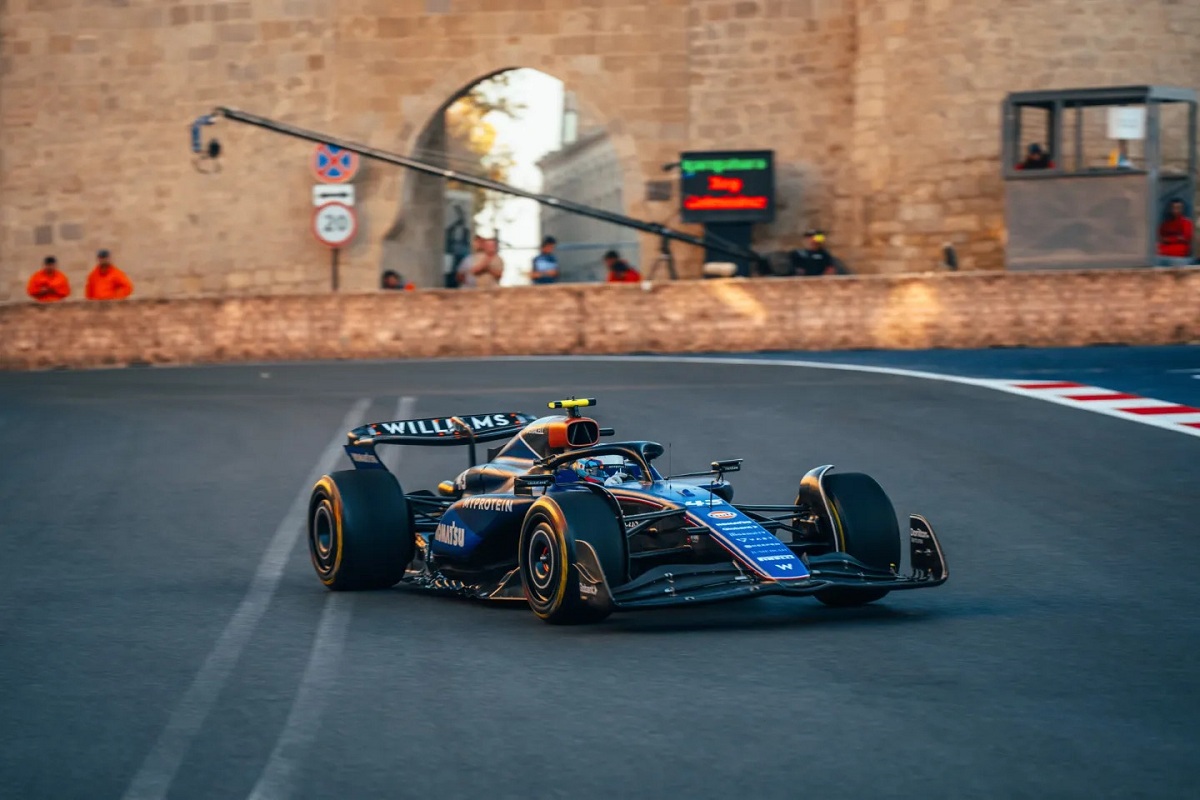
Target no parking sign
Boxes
[311,144,360,184]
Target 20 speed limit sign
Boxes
[312,202,358,248]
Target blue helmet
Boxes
[571,458,604,481]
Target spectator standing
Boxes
[604,250,641,283]
[788,230,847,276]
[1157,200,1195,266]
[457,237,504,289]
[26,256,71,303]
[529,236,560,285]
[1016,143,1054,170]
[443,204,472,289]
[85,249,133,300]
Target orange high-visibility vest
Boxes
[27,269,71,302]
[85,265,134,300]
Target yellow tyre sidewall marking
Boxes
[314,476,345,586]
[530,500,572,617]
[828,497,846,552]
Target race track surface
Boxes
[2,357,1197,799]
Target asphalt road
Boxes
[2,357,1198,799]
[748,344,1200,407]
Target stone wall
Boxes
[0,0,692,300]
[4,270,1197,370]
[1,0,1197,300]
[846,0,1200,273]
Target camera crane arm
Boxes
[201,106,767,271]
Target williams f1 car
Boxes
[307,398,947,624]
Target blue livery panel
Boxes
[688,502,809,580]
[430,496,536,559]
[644,486,809,580]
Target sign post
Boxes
[310,143,360,291]
[312,201,358,291]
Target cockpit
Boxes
[446,398,667,497]
[558,454,658,487]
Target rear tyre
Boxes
[815,472,900,608]
[308,470,415,591]
[519,492,625,625]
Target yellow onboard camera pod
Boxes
[548,398,597,418]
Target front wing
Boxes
[574,514,948,612]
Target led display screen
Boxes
[679,150,775,224]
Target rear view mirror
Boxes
[515,474,555,495]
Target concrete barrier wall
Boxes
[2,270,1198,370]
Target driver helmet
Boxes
[571,458,605,482]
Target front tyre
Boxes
[519,493,625,625]
[815,472,900,608]
[308,470,415,591]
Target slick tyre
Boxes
[519,492,626,625]
[308,470,415,591]
[816,472,900,608]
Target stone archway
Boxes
[378,58,648,288]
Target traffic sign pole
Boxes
[309,142,359,292]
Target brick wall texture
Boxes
[2,0,1198,301]
[3,271,1198,370]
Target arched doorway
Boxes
[379,67,641,288]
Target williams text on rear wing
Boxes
[345,412,536,469]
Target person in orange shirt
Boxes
[604,250,642,283]
[381,270,416,291]
[26,256,71,302]
[85,249,134,300]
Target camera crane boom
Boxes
[194,107,767,275]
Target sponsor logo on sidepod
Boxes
[434,521,466,547]
[708,510,736,519]
[458,497,515,513]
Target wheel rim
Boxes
[525,523,558,603]
[310,499,338,576]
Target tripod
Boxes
[646,230,678,281]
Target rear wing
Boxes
[345,412,536,469]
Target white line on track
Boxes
[246,396,416,800]
[121,398,371,800]
[487,355,1200,440]
[245,594,355,800]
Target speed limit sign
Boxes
[312,202,358,248]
